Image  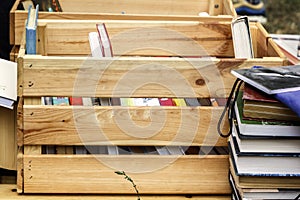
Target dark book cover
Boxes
[231,65,300,94]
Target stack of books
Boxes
[229,66,300,199]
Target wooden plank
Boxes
[249,24,258,58]
[23,106,228,146]
[17,150,23,193]
[9,0,19,44]
[24,146,41,155]
[24,97,41,105]
[59,0,211,15]
[253,22,269,58]
[209,0,222,16]
[22,155,230,194]
[20,56,285,97]
[0,106,17,170]
[23,98,42,155]
[17,97,23,147]
[40,20,233,57]
[10,45,19,62]
[222,0,237,18]
[267,38,288,62]
[2,184,231,200]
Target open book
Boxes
[0,59,17,109]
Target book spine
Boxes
[69,97,83,105]
[26,28,36,54]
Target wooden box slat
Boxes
[22,106,227,146]
[22,155,230,194]
[20,56,285,98]
[38,20,233,57]
[2,183,231,199]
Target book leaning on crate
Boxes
[227,65,300,199]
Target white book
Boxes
[166,146,185,155]
[88,32,103,57]
[96,23,113,57]
[0,58,17,109]
[82,97,93,106]
[155,146,170,155]
[107,146,119,155]
[229,137,300,176]
[232,125,300,155]
[231,16,254,59]
[133,98,160,106]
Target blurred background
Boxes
[264,0,300,34]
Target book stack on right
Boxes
[229,65,300,200]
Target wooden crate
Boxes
[16,20,286,195]
[10,0,237,45]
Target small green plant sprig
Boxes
[115,171,141,200]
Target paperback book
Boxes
[231,125,300,156]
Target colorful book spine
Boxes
[69,97,83,105]
[159,98,175,106]
[52,97,70,105]
[172,98,187,106]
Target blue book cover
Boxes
[275,90,300,117]
[26,4,39,54]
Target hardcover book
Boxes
[26,4,39,54]
[229,139,300,177]
[231,16,254,59]
[242,84,299,121]
[229,156,300,189]
[229,172,300,200]
[231,125,300,156]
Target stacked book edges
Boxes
[229,88,300,200]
